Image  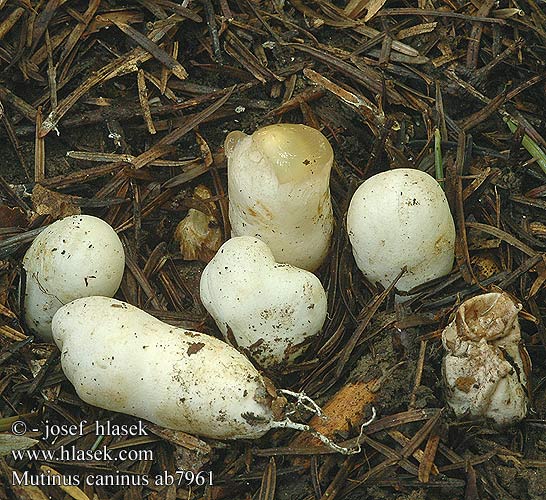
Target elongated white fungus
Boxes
[200,236,327,368]
[52,297,373,455]
[226,124,334,271]
[23,215,125,340]
[347,168,455,292]
[53,296,365,452]
[442,292,530,426]
[52,297,275,440]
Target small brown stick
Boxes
[111,19,188,80]
[281,74,297,104]
[0,100,30,180]
[451,132,475,284]
[418,428,441,483]
[198,132,230,239]
[435,81,448,140]
[320,455,356,499]
[137,69,156,134]
[397,22,437,39]
[387,429,439,475]
[124,252,162,309]
[151,0,202,21]
[300,100,321,129]
[257,457,276,500]
[0,227,48,260]
[103,176,131,229]
[375,8,506,24]
[0,85,37,122]
[267,87,325,117]
[30,27,70,67]
[379,34,393,66]
[67,151,198,167]
[31,0,63,51]
[202,0,222,63]
[469,38,524,87]
[359,435,419,475]
[409,340,427,408]
[466,222,537,256]
[303,68,384,129]
[58,0,101,68]
[40,162,126,190]
[461,91,507,131]
[159,41,178,94]
[353,24,420,57]
[45,30,57,112]
[0,174,31,213]
[224,31,283,83]
[159,259,194,309]
[0,7,24,41]
[289,0,354,27]
[462,167,493,201]
[362,117,395,177]
[399,409,444,461]
[130,179,142,253]
[241,0,284,44]
[466,0,496,70]
[34,107,45,182]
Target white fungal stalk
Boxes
[347,168,455,293]
[226,124,334,271]
[442,292,530,426]
[23,215,125,341]
[200,236,327,368]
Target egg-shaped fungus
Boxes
[347,168,455,292]
[200,236,327,368]
[23,215,125,340]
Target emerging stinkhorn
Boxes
[442,292,530,426]
[347,168,455,292]
[53,296,276,439]
[225,124,334,271]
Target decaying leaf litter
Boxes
[0,0,545,498]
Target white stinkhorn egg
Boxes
[347,168,455,292]
[442,292,530,426]
[23,215,125,340]
[200,236,327,368]
[226,124,334,271]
